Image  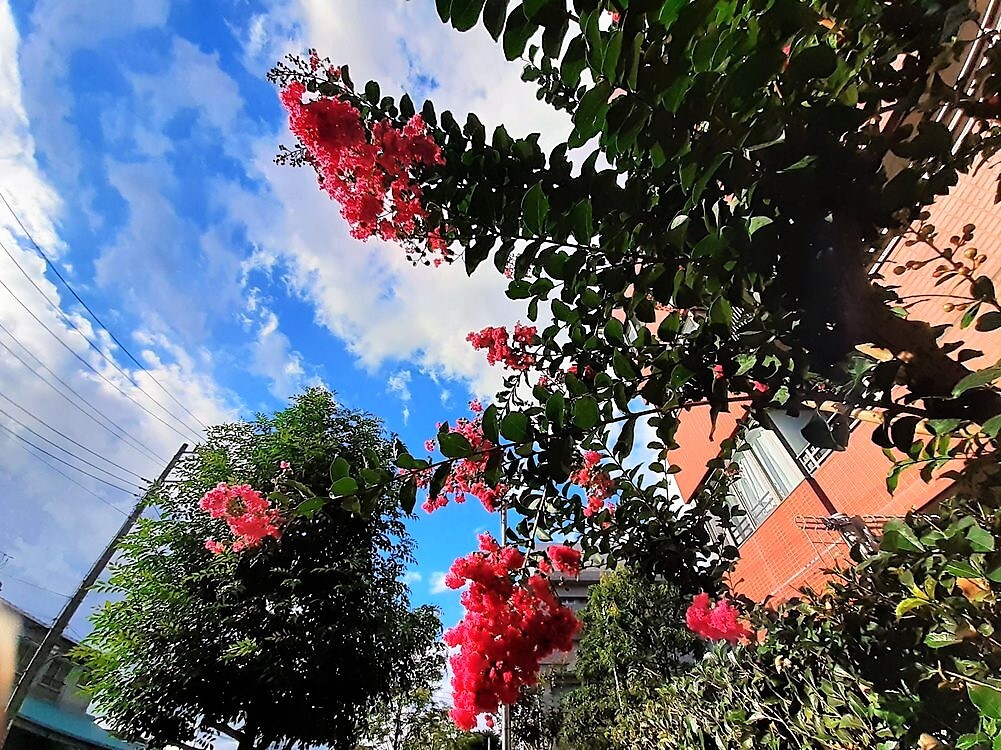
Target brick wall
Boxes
[671,160,1001,603]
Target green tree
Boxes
[613,495,1001,748]
[77,388,438,750]
[361,605,448,750]
[272,0,1001,598]
[559,569,702,749]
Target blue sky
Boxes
[0,0,572,635]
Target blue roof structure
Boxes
[16,697,139,750]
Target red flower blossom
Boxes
[444,534,580,730]
[417,407,508,513]
[569,451,617,517]
[685,593,751,643]
[280,82,447,262]
[467,324,536,371]
[198,482,283,553]
[546,545,582,577]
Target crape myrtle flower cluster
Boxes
[443,534,581,730]
[419,400,508,513]
[686,592,753,643]
[280,69,449,264]
[199,482,283,554]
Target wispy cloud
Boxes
[429,571,449,595]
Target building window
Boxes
[39,657,72,693]
[766,409,855,474]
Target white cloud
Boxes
[429,571,449,595]
[0,1,240,624]
[403,571,422,585]
[219,0,569,396]
[387,369,412,401]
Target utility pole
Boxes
[2,444,187,745]
[499,505,512,750]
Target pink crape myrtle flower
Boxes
[686,593,752,643]
[280,81,448,263]
[444,534,579,730]
[546,545,582,577]
[198,482,283,554]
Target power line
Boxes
[0,320,162,464]
[12,441,133,515]
[0,272,202,444]
[0,403,144,487]
[0,419,140,495]
[0,236,206,440]
[0,190,210,433]
[0,389,147,480]
[0,573,71,599]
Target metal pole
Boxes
[499,504,512,750]
[2,444,187,744]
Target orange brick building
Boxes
[671,152,1001,604]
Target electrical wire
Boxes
[0,191,210,433]
[0,572,72,599]
[0,388,147,480]
[0,236,206,440]
[0,272,202,444]
[0,419,140,495]
[17,443,134,515]
[0,403,144,487]
[0,321,162,464]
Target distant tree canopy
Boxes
[77,388,441,750]
[558,569,703,749]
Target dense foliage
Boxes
[559,569,704,750]
[272,0,1001,589]
[77,389,440,750]
[270,0,1001,733]
[614,495,1001,748]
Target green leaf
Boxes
[982,413,1001,438]
[429,463,450,500]
[604,317,625,345]
[341,496,362,515]
[573,397,600,430]
[924,630,961,649]
[614,416,636,460]
[709,297,733,329]
[976,311,1001,332]
[451,0,487,31]
[952,361,1001,397]
[522,182,550,235]
[483,0,509,39]
[881,519,926,553]
[657,311,681,340]
[399,478,418,515]
[785,44,837,86]
[330,457,350,482]
[330,477,359,496]
[895,597,929,618]
[500,411,530,442]
[613,350,638,380]
[503,5,534,60]
[482,403,499,443]
[570,199,593,243]
[945,560,982,578]
[436,0,453,22]
[603,29,623,80]
[967,524,996,553]
[969,683,1001,720]
[438,432,473,458]
[546,393,566,428]
[295,497,326,517]
[748,216,772,235]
